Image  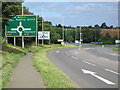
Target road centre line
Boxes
[105,69,120,75]
[82,60,96,66]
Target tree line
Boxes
[2,2,119,47]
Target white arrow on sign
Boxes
[82,69,115,85]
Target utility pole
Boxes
[65,29,67,42]
[62,16,64,45]
[42,8,44,45]
[22,2,23,15]
[75,28,76,42]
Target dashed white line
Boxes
[56,51,59,53]
[99,57,109,61]
[75,52,77,54]
[105,69,120,75]
[82,60,96,66]
[107,53,119,56]
[67,54,70,56]
[72,56,78,59]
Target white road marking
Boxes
[99,57,109,61]
[116,62,118,63]
[82,60,96,66]
[82,69,116,85]
[75,52,77,54]
[107,53,119,56]
[56,51,59,53]
[67,54,70,56]
[72,56,78,59]
[66,51,68,54]
[105,69,120,75]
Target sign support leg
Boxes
[49,40,50,45]
[14,37,16,46]
[22,37,24,48]
[36,37,37,46]
[6,37,8,43]
[42,39,44,45]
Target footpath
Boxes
[9,53,45,88]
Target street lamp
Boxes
[42,8,44,45]
[79,27,82,47]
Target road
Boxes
[48,44,119,89]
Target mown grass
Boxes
[89,44,119,47]
[112,48,120,50]
[1,43,27,88]
[32,44,78,88]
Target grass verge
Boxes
[112,48,120,50]
[32,44,78,88]
[89,44,119,47]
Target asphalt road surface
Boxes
[48,44,119,88]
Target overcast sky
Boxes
[23,1,118,27]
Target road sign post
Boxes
[6,15,37,48]
[14,37,16,46]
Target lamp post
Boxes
[42,8,44,45]
[79,27,82,47]
[62,16,64,45]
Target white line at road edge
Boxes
[105,69,120,75]
[82,69,116,85]
[82,60,96,66]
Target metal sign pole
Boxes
[14,37,16,46]
[22,36,24,48]
[5,25,8,43]
[36,16,38,46]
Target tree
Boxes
[56,24,62,28]
[101,22,108,29]
[99,33,112,44]
[110,25,113,29]
[94,24,100,28]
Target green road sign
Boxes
[6,15,37,37]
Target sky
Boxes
[23,1,118,27]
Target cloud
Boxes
[24,0,119,2]
[23,2,118,26]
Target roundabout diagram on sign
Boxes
[11,22,31,36]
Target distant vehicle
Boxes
[68,41,73,43]
[75,40,79,44]
[115,40,120,44]
[90,42,102,44]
